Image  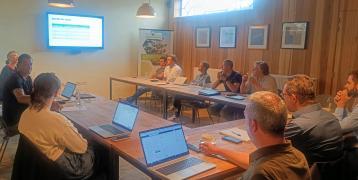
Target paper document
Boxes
[219,127,250,141]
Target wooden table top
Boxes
[111,76,248,108]
[61,97,255,179]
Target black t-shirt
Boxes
[2,72,32,127]
[221,71,242,92]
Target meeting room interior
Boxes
[0,0,358,180]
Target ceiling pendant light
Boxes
[136,0,156,18]
[48,0,75,8]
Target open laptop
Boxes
[89,102,139,138]
[139,124,216,180]
[56,82,76,103]
[173,77,187,85]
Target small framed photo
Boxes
[219,26,237,48]
[248,25,269,49]
[195,27,211,48]
[281,22,308,49]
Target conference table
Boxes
[61,96,255,180]
[109,77,248,119]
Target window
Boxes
[179,0,254,17]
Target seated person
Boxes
[282,75,343,164]
[126,56,167,103]
[240,61,278,94]
[2,54,32,133]
[208,59,242,120]
[18,73,94,179]
[334,70,358,138]
[163,54,183,82]
[201,91,311,179]
[173,61,211,118]
[0,50,19,101]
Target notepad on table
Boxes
[219,127,250,141]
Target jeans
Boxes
[173,95,198,117]
[126,86,151,102]
[208,103,244,121]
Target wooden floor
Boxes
[0,98,224,179]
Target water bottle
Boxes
[76,90,81,106]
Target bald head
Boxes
[245,91,287,136]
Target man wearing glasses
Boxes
[282,75,343,165]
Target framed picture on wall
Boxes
[219,26,237,48]
[281,22,308,49]
[248,25,269,49]
[195,27,211,48]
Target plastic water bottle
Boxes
[76,90,81,106]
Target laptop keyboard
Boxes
[157,157,203,175]
[100,124,124,135]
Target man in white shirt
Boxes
[164,54,182,82]
[334,70,358,138]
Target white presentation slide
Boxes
[48,13,103,48]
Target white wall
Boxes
[0,0,169,98]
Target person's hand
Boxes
[51,101,63,112]
[199,142,220,155]
[242,74,248,83]
[334,89,350,108]
[219,73,227,82]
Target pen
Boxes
[231,130,241,136]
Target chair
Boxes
[11,134,68,180]
[180,100,214,124]
[0,114,18,164]
[12,134,108,180]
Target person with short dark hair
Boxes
[282,75,343,165]
[201,91,311,179]
[126,56,167,103]
[0,51,19,101]
[240,61,278,94]
[2,53,32,132]
[173,61,211,118]
[18,73,94,179]
[209,59,243,120]
[334,70,358,138]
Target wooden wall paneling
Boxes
[333,9,358,93]
[325,0,341,95]
[172,0,357,94]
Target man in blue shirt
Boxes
[208,60,242,121]
[334,70,358,138]
[282,75,343,165]
[172,61,211,118]
[2,54,32,133]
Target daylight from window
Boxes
[180,0,254,17]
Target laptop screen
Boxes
[112,102,139,131]
[61,82,76,98]
[139,124,189,167]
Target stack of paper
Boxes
[219,127,250,141]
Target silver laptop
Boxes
[173,77,187,85]
[89,102,139,138]
[139,124,216,180]
[56,82,76,102]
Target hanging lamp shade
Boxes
[136,2,156,18]
[48,0,75,8]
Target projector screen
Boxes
[47,13,104,48]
